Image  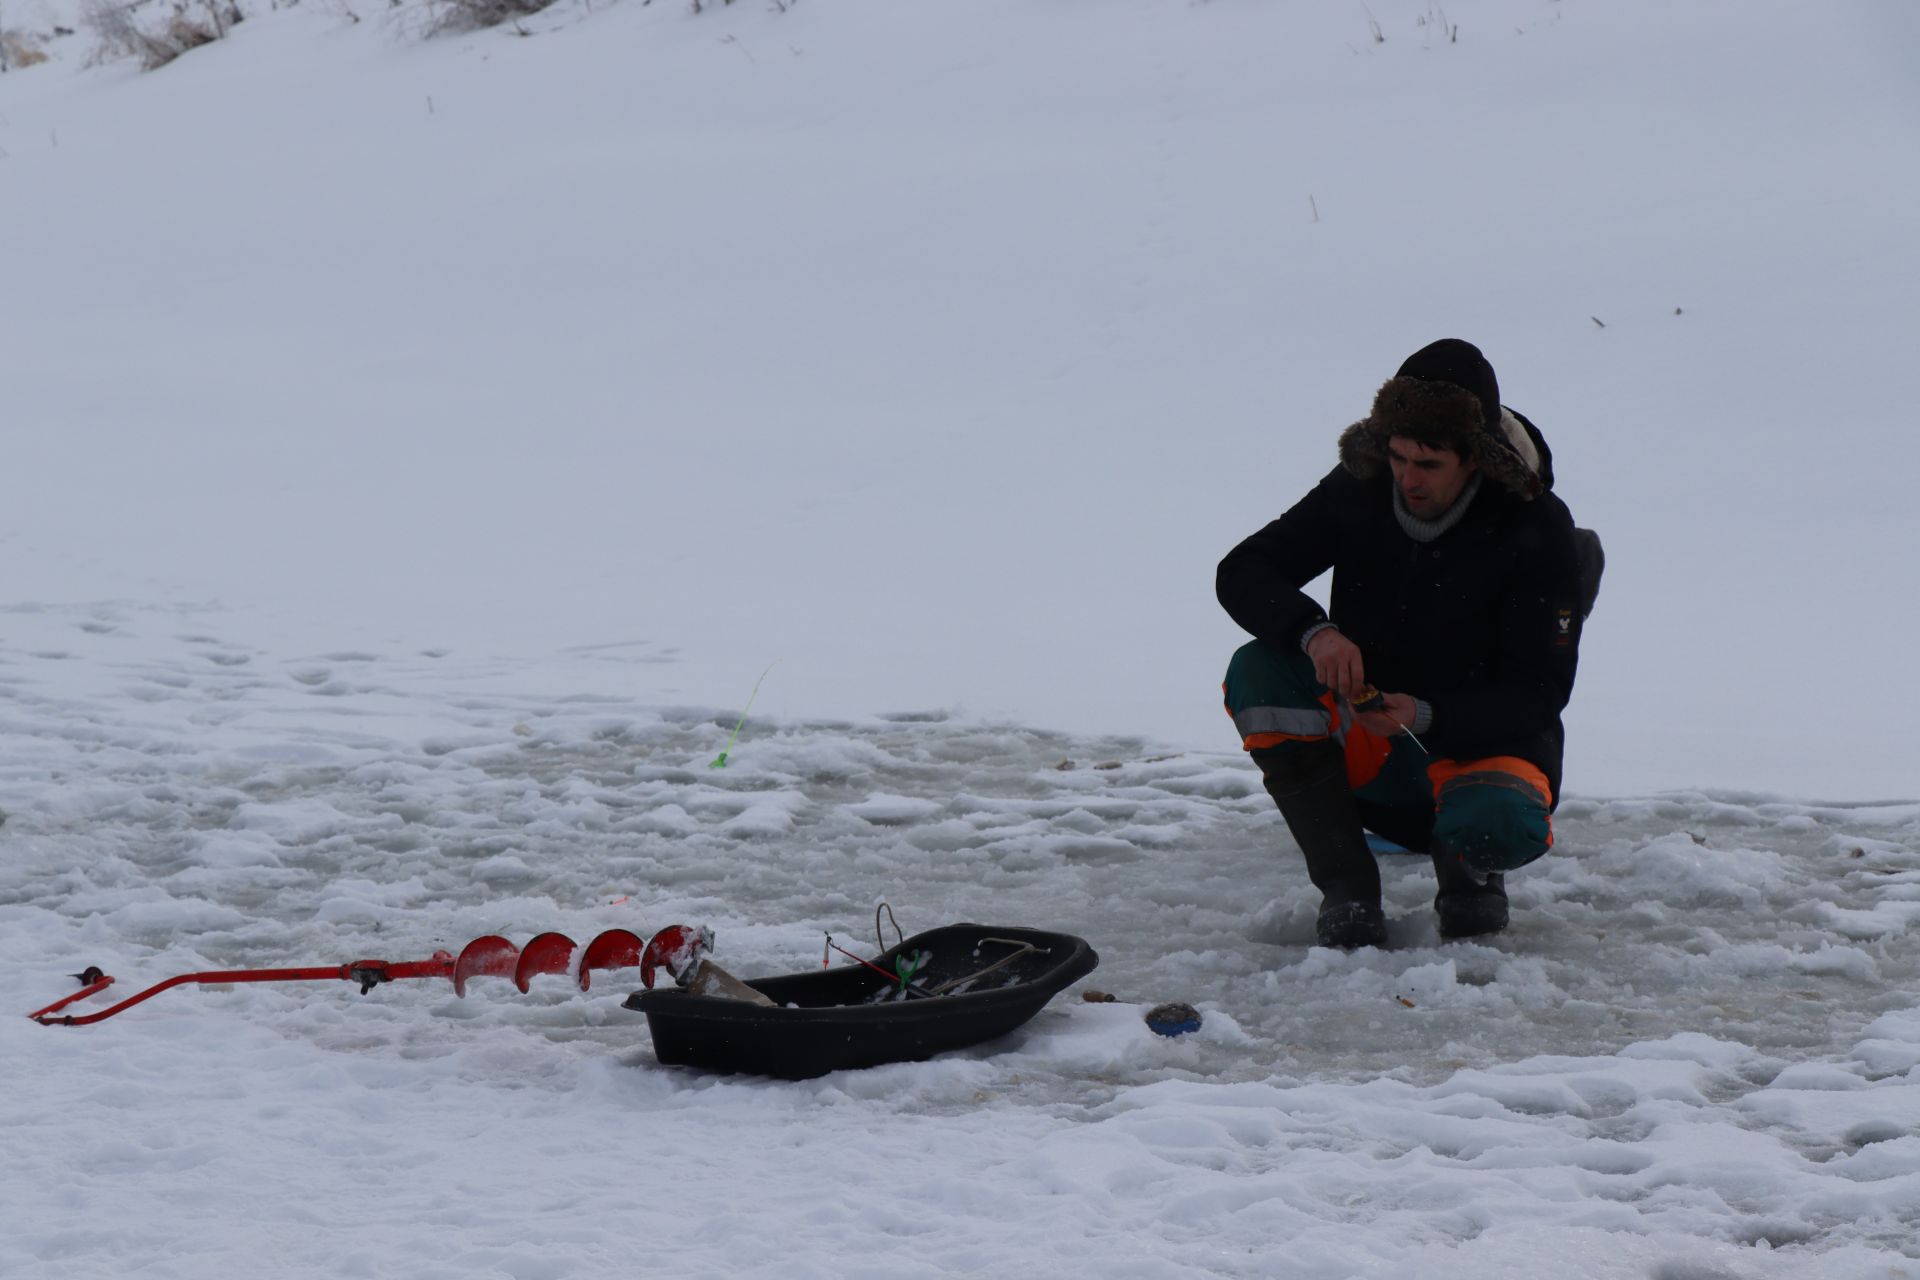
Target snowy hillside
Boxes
[3,1,1919,1277]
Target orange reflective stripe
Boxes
[1242,731,1324,751]
[1230,681,1339,753]
[1426,755,1553,804]
[1427,755,1554,807]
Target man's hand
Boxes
[1306,628,1367,700]
[1355,693,1420,738]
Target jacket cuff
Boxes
[1298,621,1338,655]
[1411,699,1434,736]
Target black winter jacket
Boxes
[1216,416,1583,804]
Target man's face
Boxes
[1386,437,1478,519]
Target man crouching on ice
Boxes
[1217,339,1597,949]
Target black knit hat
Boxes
[1336,338,1544,499]
[1395,339,1499,428]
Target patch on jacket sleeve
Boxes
[1553,608,1575,648]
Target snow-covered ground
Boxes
[4,607,1919,1277]
[3,1,1918,1276]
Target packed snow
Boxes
[3,1,1918,1277]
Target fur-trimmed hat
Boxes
[1337,339,1544,499]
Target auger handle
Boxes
[26,971,116,1021]
[31,955,457,1027]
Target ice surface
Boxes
[3,608,1918,1275]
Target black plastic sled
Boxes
[623,924,1099,1079]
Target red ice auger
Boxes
[26,926,691,1027]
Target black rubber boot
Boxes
[1254,743,1386,950]
[1430,845,1508,939]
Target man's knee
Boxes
[1224,641,1331,752]
[1431,778,1552,873]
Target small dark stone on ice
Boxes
[1145,1002,1202,1037]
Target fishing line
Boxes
[709,660,778,769]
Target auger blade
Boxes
[640,924,713,990]
[453,935,521,998]
[513,932,578,993]
[577,929,647,992]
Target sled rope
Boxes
[874,901,905,951]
